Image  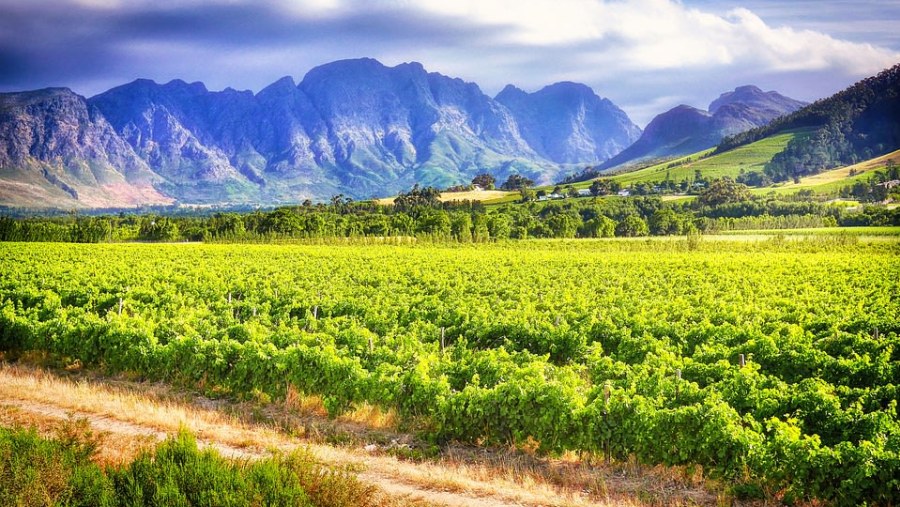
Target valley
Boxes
[2,1,899,505]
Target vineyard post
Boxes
[118,297,123,315]
[228,292,232,304]
[440,327,445,354]
[604,383,611,464]
[739,354,746,368]
[368,336,374,354]
[675,369,681,400]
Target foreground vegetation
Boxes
[0,423,376,507]
[1,238,898,504]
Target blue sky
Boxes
[0,0,897,126]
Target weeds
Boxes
[0,422,382,507]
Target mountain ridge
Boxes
[0,58,646,208]
[599,86,806,170]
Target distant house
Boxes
[576,188,591,197]
[876,179,900,189]
[617,189,631,197]
[472,184,484,191]
[548,193,563,200]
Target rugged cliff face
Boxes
[600,85,806,169]
[0,87,171,208]
[496,81,641,164]
[0,58,647,208]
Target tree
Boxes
[519,188,537,203]
[546,213,579,238]
[580,216,616,238]
[209,213,245,238]
[693,169,706,187]
[501,174,534,191]
[487,214,511,240]
[393,185,441,213]
[262,208,302,235]
[649,208,683,235]
[473,213,491,241]
[391,213,416,235]
[736,170,773,187]
[589,180,608,196]
[450,212,473,242]
[70,217,112,243]
[472,173,496,190]
[417,209,451,237]
[615,214,649,237]
[698,178,751,207]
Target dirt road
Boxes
[0,363,715,506]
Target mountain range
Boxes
[0,58,801,209]
[599,86,806,170]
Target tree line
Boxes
[2,178,896,243]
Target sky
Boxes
[0,0,898,126]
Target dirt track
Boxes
[1,398,530,507]
[0,363,716,507]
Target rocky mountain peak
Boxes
[496,81,641,164]
[709,85,805,114]
[601,86,807,169]
[1,58,646,208]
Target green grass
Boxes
[495,128,811,207]
[749,172,876,197]
[606,129,812,186]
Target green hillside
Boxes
[750,148,900,196]
[477,128,897,208]
[715,63,900,182]
[606,129,811,186]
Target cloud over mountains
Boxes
[0,0,897,126]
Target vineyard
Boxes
[1,238,898,504]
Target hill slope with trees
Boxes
[716,63,900,182]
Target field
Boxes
[476,128,813,206]
[604,129,812,187]
[375,189,515,205]
[751,148,900,196]
[1,238,899,503]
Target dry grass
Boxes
[0,404,157,467]
[339,401,399,429]
[776,149,900,189]
[0,362,720,507]
[375,189,514,205]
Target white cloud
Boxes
[717,8,897,74]
[2,0,898,127]
[367,0,898,75]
